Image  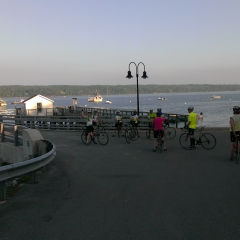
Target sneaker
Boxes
[229,156,233,161]
[164,147,167,151]
[152,148,156,152]
[112,135,115,137]
[93,139,98,144]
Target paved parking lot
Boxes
[1,128,240,240]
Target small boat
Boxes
[210,95,221,99]
[0,99,7,112]
[12,99,25,104]
[105,86,112,104]
[105,100,112,104]
[88,90,103,103]
[158,97,166,100]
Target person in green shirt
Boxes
[186,106,197,150]
[147,109,156,138]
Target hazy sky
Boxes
[1,0,239,85]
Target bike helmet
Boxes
[157,108,162,112]
[188,106,194,110]
[116,110,120,114]
[87,111,92,114]
[233,106,240,114]
[94,109,98,112]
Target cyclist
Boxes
[112,110,124,137]
[229,106,240,160]
[130,110,140,137]
[152,111,167,152]
[186,106,197,149]
[81,110,97,144]
[147,109,156,138]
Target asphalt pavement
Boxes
[1,127,240,240]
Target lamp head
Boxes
[141,71,148,79]
[126,71,133,79]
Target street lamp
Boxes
[126,62,148,115]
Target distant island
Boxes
[0,84,240,98]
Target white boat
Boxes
[106,100,112,104]
[105,86,112,104]
[0,99,7,112]
[158,97,166,100]
[12,99,25,104]
[210,95,221,99]
[88,90,103,102]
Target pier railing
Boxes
[0,107,188,130]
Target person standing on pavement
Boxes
[186,106,197,149]
[229,106,240,160]
[130,110,140,137]
[152,111,167,152]
[147,109,156,138]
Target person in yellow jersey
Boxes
[229,106,240,160]
[186,106,197,150]
[147,109,156,138]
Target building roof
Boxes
[23,94,54,103]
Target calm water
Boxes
[3,91,240,127]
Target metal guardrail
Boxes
[0,143,56,201]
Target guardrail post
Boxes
[0,181,6,201]
[30,171,38,184]
[14,125,18,146]
[1,123,5,142]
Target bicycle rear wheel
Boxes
[200,133,216,150]
[164,127,176,139]
[125,129,131,144]
[179,133,189,149]
[234,140,240,164]
[81,131,90,145]
[157,136,162,153]
[130,129,138,141]
[97,132,109,145]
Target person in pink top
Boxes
[152,111,167,152]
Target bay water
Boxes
[3,91,240,128]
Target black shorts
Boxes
[154,130,164,138]
[115,122,123,128]
[130,121,138,127]
[188,128,195,135]
[230,131,240,142]
[86,126,94,133]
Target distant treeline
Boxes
[0,84,240,98]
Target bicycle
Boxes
[179,126,216,150]
[124,122,138,144]
[156,131,165,153]
[233,134,240,164]
[81,127,109,145]
[146,124,176,140]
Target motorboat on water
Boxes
[210,95,221,99]
[88,90,103,103]
[0,99,7,112]
[105,86,112,104]
[12,99,25,104]
[105,99,112,104]
[158,97,166,100]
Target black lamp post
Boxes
[126,62,148,115]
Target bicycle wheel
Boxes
[157,136,162,153]
[234,141,240,164]
[164,127,176,139]
[146,129,154,139]
[97,132,109,145]
[130,129,138,141]
[200,133,216,150]
[81,131,90,145]
[125,129,131,144]
[179,133,190,149]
